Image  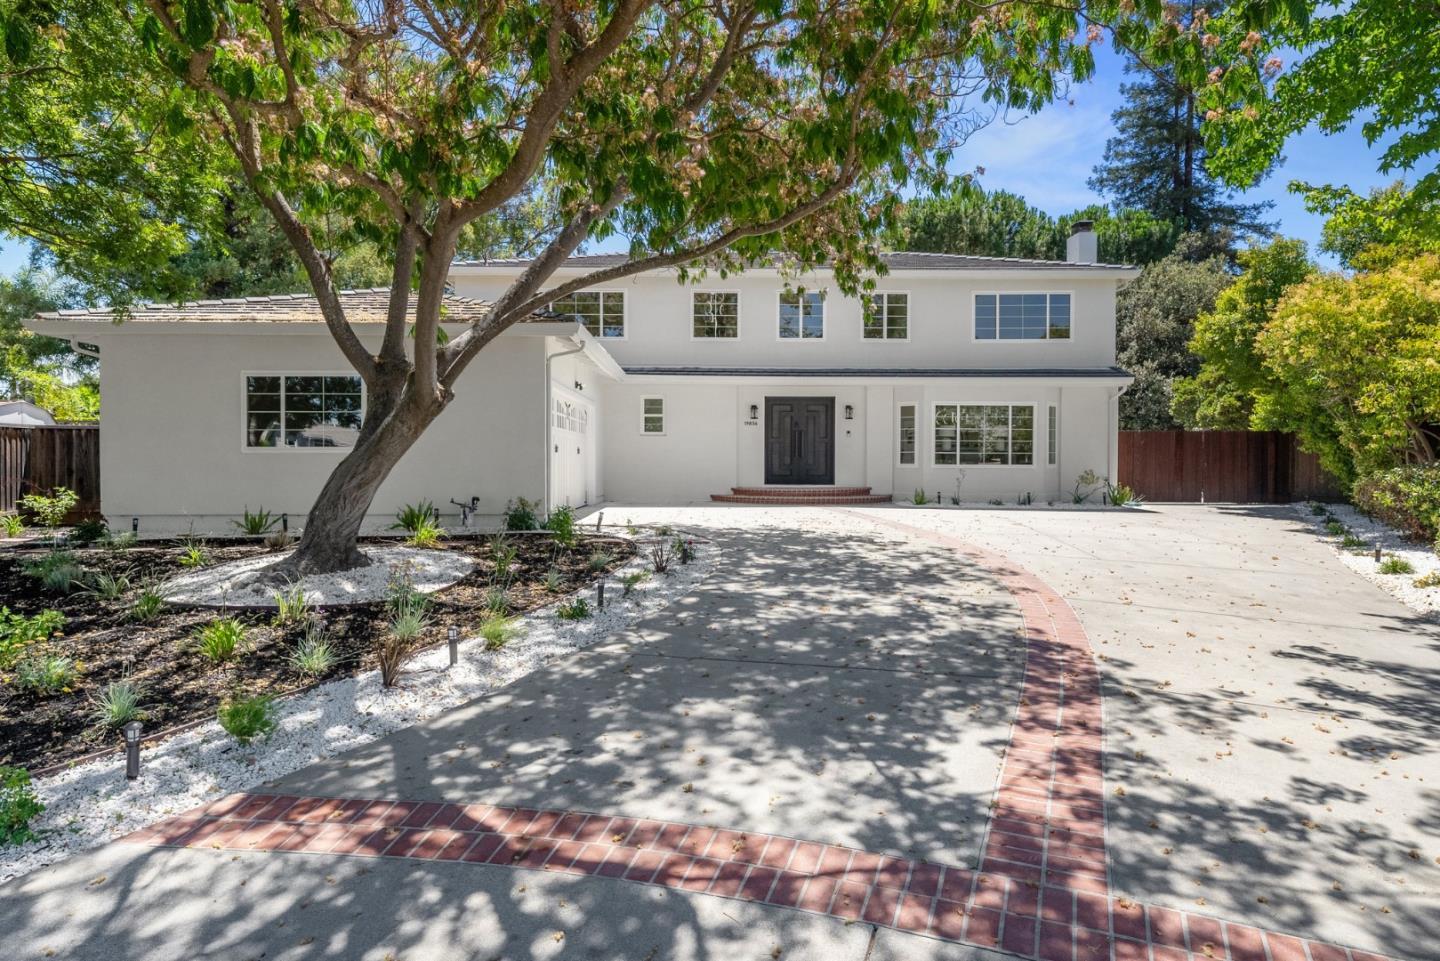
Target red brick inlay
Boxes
[120,519,1401,961]
[125,791,1398,961]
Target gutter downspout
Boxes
[543,337,586,518]
[1109,384,1130,486]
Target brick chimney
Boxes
[1066,220,1097,264]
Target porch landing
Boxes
[709,486,892,505]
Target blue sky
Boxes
[0,46,1398,278]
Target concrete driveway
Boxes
[3,504,1436,961]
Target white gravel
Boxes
[159,545,474,607]
[1295,503,1440,616]
[0,534,714,885]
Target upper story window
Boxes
[551,290,625,338]
[934,404,1034,466]
[778,290,825,339]
[864,292,909,340]
[975,293,1071,340]
[245,374,363,449]
[693,292,739,338]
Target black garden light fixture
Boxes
[281,512,289,533]
[596,579,606,610]
[447,625,459,667]
[1374,545,1383,563]
[123,721,143,780]
[131,517,139,535]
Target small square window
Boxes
[693,292,738,338]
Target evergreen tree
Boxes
[1090,30,1275,238]
[893,184,1063,260]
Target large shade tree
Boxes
[0,1,1262,574]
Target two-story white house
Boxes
[27,224,1136,531]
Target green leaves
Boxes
[181,0,216,47]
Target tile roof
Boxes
[35,288,495,324]
[621,366,1134,379]
[455,251,1135,271]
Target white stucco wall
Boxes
[89,325,553,534]
[451,267,1121,370]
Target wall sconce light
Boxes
[749,404,758,420]
[574,380,584,391]
[844,405,854,420]
[123,721,144,780]
[447,625,459,667]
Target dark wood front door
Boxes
[765,397,835,485]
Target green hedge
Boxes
[1353,464,1440,546]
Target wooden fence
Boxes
[1118,430,1344,503]
[0,425,100,520]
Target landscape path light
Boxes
[448,625,459,667]
[123,721,143,780]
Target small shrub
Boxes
[19,487,77,534]
[82,568,132,601]
[23,550,82,593]
[195,618,248,662]
[1340,533,1368,550]
[233,506,279,537]
[649,539,674,574]
[543,567,565,593]
[1378,556,1415,575]
[288,623,338,678]
[654,524,673,536]
[127,584,166,622]
[100,531,138,552]
[492,538,518,578]
[1105,483,1143,508]
[1071,469,1104,504]
[482,586,511,615]
[263,529,293,550]
[272,582,311,627]
[545,505,577,547]
[1323,519,1347,537]
[556,597,590,620]
[386,563,430,615]
[1413,570,1440,589]
[407,518,443,549]
[92,678,144,728]
[0,512,24,538]
[0,608,65,669]
[588,549,615,572]
[217,695,277,745]
[1308,502,1327,516]
[376,595,426,687]
[911,488,929,505]
[389,603,429,643]
[391,500,437,535]
[479,615,518,651]
[503,497,540,531]
[15,654,81,694]
[620,570,649,596]
[0,766,44,846]
[69,517,108,545]
[178,542,210,568]
[1353,465,1440,544]
[987,497,1004,506]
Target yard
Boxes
[1,528,635,772]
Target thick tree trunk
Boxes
[270,386,441,578]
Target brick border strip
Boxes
[124,791,1399,961]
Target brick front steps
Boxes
[710,486,892,505]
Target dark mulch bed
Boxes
[0,532,634,772]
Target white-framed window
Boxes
[244,373,363,449]
[554,398,588,434]
[641,396,665,434]
[1048,404,1058,466]
[864,292,909,340]
[933,404,1035,466]
[692,292,739,338]
[898,404,917,466]
[778,290,825,339]
[550,290,625,338]
[974,293,1071,340]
